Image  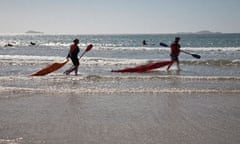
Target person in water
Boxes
[143,39,155,46]
[64,39,80,75]
[167,37,181,71]
[142,40,147,46]
[30,42,36,46]
[4,43,14,47]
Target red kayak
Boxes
[112,60,173,73]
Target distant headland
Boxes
[25,30,44,34]
[177,30,222,34]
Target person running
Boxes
[64,39,80,75]
[167,37,181,71]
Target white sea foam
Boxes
[0,54,154,65]
[1,75,240,82]
[181,47,240,52]
[0,86,239,95]
[0,138,23,144]
[0,55,64,65]
[1,54,240,66]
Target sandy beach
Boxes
[0,76,240,144]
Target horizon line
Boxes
[0,32,240,36]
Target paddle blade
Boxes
[86,44,93,52]
[160,42,169,47]
[192,54,201,59]
[79,44,93,59]
[181,50,201,59]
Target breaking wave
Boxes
[1,55,240,66]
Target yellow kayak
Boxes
[30,59,69,76]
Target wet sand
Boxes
[0,91,240,144]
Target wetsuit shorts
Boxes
[171,55,179,61]
[71,58,79,66]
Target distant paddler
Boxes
[142,40,147,46]
[4,43,14,47]
[30,42,36,46]
[142,40,155,46]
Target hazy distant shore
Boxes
[1,30,240,35]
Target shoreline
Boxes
[0,91,239,144]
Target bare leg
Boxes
[167,62,174,71]
[64,66,76,75]
[176,60,180,71]
[74,66,79,76]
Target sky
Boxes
[0,0,240,34]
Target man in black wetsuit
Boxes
[64,39,80,75]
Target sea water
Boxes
[0,34,240,144]
[0,34,240,77]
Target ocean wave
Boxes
[0,138,23,144]
[94,46,240,52]
[181,59,240,66]
[1,39,240,52]
[0,55,64,65]
[1,55,240,66]
[0,75,239,97]
[0,86,239,96]
[1,75,240,82]
[84,75,240,81]
[86,57,240,66]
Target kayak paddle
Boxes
[79,44,93,59]
[160,42,201,59]
[159,42,169,47]
[180,50,201,59]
